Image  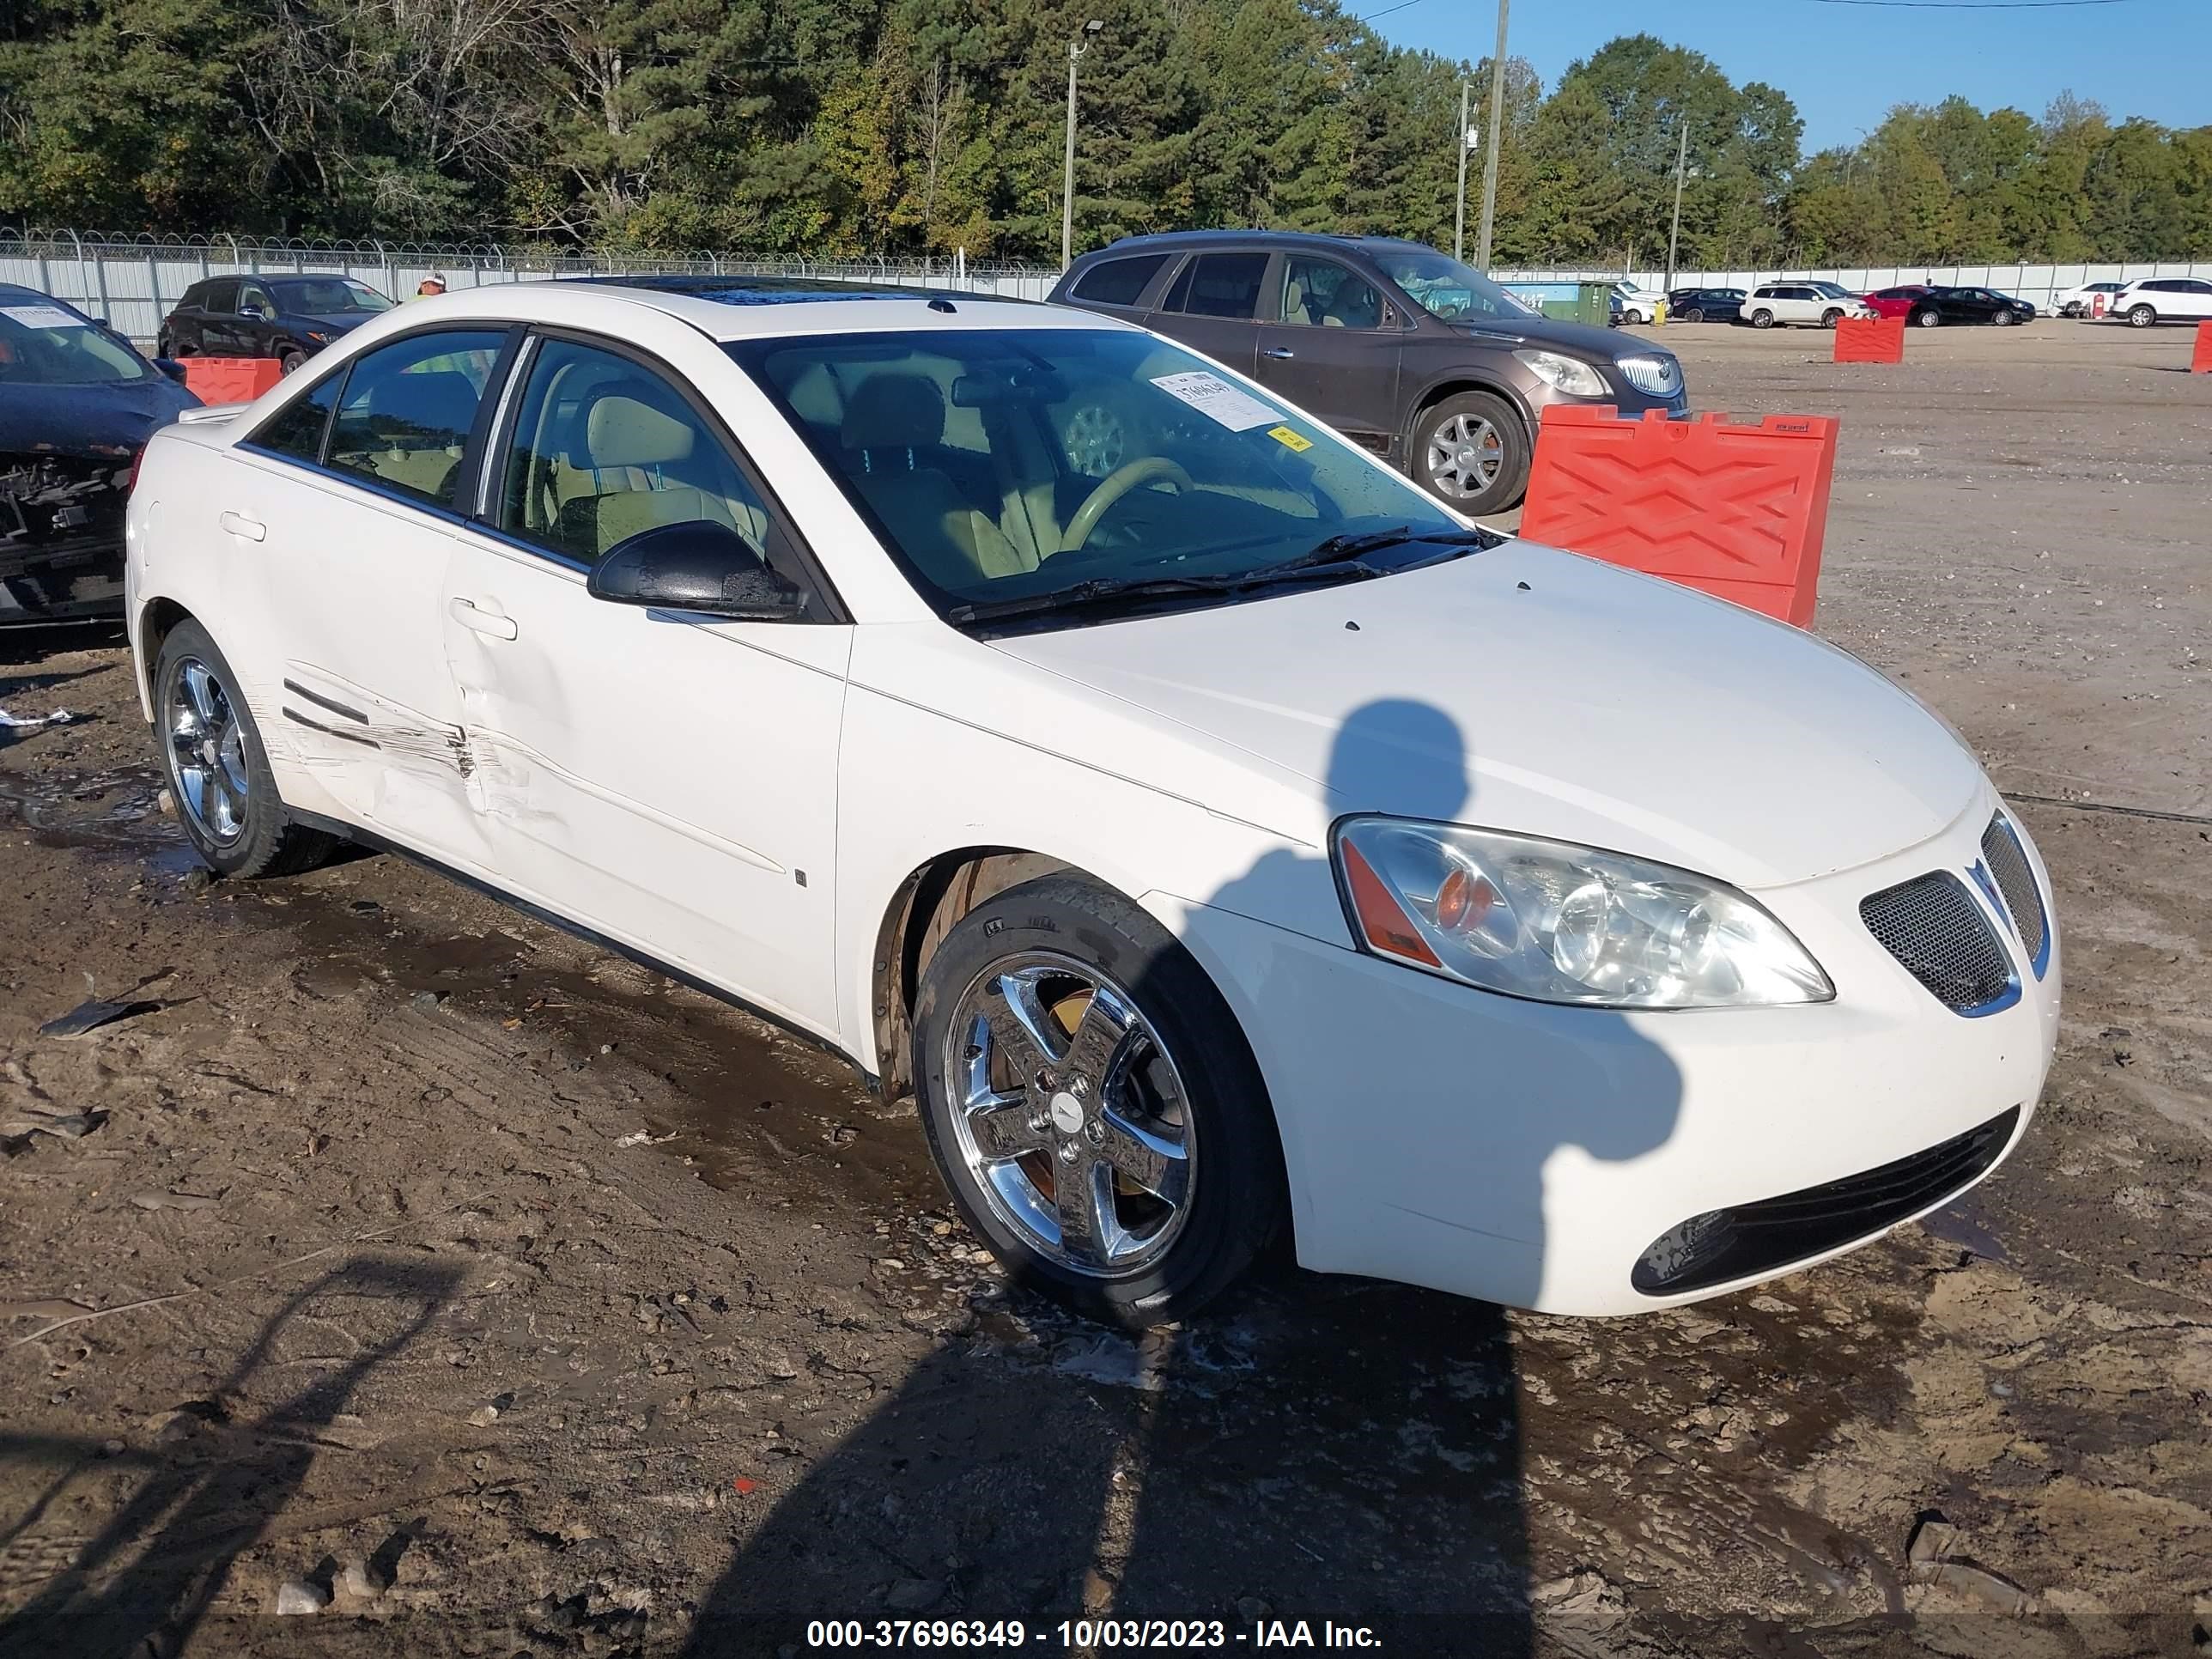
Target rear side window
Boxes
[200,281,240,313]
[1071,255,1168,307]
[325,330,507,510]
[252,374,343,464]
[1170,253,1268,319]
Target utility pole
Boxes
[1453,79,1472,264]
[1061,20,1104,270]
[1665,121,1689,290]
[1474,0,1509,271]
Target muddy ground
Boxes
[1,320,2207,1659]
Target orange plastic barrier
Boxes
[1518,407,1840,629]
[1832,315,1905,365]
[180,356,283,404]
[2193,320,2212,374]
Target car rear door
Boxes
[1251,254,1401,442]
[1142,251,1267,378]
[192,281,239,354]
[437,329,852,1037]
[209,325,514,860]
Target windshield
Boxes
[1808,283,1856,298]
[1367,248,1530,324]
[735,327,1469,620]
[269,277,393,315]
[0,301,149,386]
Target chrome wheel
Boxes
[165,656,251,845]
[1060,399,1130,479]
[943,951,1194,1276]
[1424,410,1504,501]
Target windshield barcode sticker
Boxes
[1150,371,1280,432]
[1,305,83,331]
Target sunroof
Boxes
[568,274,975,307]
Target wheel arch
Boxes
[1402,373,1535,453]
[136,595,194,718]
[870,847,1078,1103]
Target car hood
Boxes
[0,376,202,457]
[986,544,1984,890]
[1449,314,1627,360]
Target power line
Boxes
[1358,0,1426,18]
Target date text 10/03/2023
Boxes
[803,1619,1386,1649]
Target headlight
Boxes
[1334,817,1833,1009]
[1515,349,1608,398]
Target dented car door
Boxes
[222,329,513,865]
[438,333,850,1036]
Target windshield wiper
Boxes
[944,526,1495,627]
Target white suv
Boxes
[1743,283,1875,329]
[2110,276,2212,327]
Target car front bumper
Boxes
[1158,789,2058,1316]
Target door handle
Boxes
[1262,346,1296,360]
[217,510,265,542]
[449,597,518,641]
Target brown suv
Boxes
[1051,231,1687,515]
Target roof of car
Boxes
[396,274,1115,344]
[1082,229,1440,259]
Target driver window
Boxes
[239,283,276,319]
[497,337,778,571]
[1279,258,1383,328]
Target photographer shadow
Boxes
[684,699,1682,1655]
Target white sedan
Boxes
[125,278,2057,1325]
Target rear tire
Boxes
[2127,305,2156,328]
[1750,308,1774,329]
[1683,307,1705,324]
[910,876,1286,1328]
[153,620,340,880]
[1914,308,1942,329]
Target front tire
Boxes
[1990,308,2014,327]
[2127,305,2156,328]
[910,876,1285,1328]
[154,620,339,879]
[1821,307,1844,327]
[1410,390,1529,515]
[279,348,310,375]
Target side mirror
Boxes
[154,357,187,384]
[586,520,810,622]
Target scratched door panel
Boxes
[216,457,483,861]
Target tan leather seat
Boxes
[555,395,763,559]
[838,375,1033,587]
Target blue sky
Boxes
[1368,0,2209,154]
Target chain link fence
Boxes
[0,229,1056,343]
[9,228,2208,342]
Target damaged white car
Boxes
[126,277,2057,1326]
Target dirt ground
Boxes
[2,319,2208,1659]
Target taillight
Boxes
[127,447,146,496]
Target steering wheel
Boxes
[1060,457,1194,553]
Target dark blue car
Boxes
[2,284,200,622]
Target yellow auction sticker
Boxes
[1267,424,1313,453]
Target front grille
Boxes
[1979,814,2049,974]
[1860,872,2014,1013]
[1615,354,1681,398]
[1632,1106,2021,1296]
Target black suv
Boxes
[1051,232,1686,514]
[159,274,395,372]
